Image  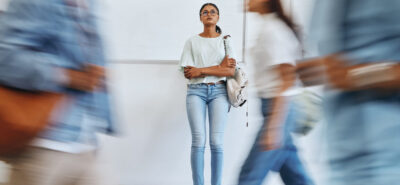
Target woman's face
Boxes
[248,0,271,14]
[200,5,219,26]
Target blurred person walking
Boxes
[297,0,400,184]
[0,0,116,184]
[237,0,314,185]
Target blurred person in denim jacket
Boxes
[297,0,400,184]
[0,0,116,184]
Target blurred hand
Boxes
[220,56,236,68]
[65,64,105,92]
[260,96,286,151]
[297,55,360,90]
[296,57,326,87]
[324,55,355,90]
[274,63,296,92]
[260,127,283,151]
[184,66,204,79]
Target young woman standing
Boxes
[179,3,237,185]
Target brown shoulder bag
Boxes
[0,86,63,156]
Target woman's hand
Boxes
[259,96,287,151]
[260,126,283,151]
[296,57,326,87]
[65,64,105,92]
[184,66,204,79]
[273,63,296,92]
[296,55,380,91]
[323,55,357,90]
[220,56,236,68]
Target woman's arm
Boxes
[259,95,288,151]
[296,55,400,91]
[184,56,236,79]
[259,63,296,150]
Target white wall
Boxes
[99,0,245,61]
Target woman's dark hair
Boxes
[267,0,299,39]
[199,3,222,34]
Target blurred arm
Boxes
[260,95,288,151]
[297,55,400,91]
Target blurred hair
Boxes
[267,0,299,39]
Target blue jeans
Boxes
[324,91,400,185]
[186,83,230,185]
[238,98,314,185]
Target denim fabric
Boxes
[324,91,400,185]
[186,83,230,185]
[238,98,314,185]
[311,0,400,184]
